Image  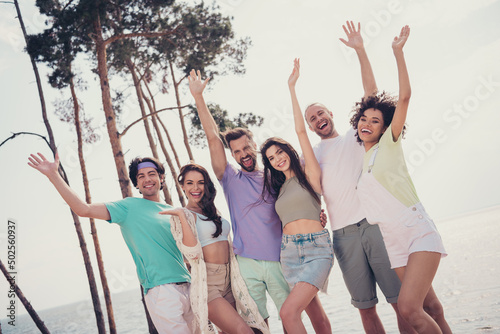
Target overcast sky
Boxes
[1,0,499,315]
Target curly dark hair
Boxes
[129,157,165,189]
[178,163,223,238]
[260,137,320,205]
[350,91,406,143]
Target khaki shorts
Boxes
[206,262,235,304]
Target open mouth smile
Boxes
[241,156,253,167]
[317,120,328,130]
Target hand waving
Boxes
[188,69,210,98]
[392,25,410,53]
[28,152,60,178]
[288,58,300,88]
[339,21,364,50]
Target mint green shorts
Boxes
[236,255,290,319]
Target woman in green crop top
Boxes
[260,59,333,334]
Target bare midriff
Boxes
[202,240,230,264]
[283,219,324,235]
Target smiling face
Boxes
[229,135,258,172]
[136,167,163,200]
[357,108,387,149]
[305,104,337,139]
[181,170,205,206]
[265,144,292,175]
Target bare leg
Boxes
[423,287,452,334]
[390,303,417,334]
[359,306,386,334]
[208,297,254,334]
[304,295,331,333]
[280,282,331,334]
[394,252,448,334]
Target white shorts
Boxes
[378,202,447,268]
[144,282,194,334]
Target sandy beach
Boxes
[3,205,500,333]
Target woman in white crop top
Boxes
[162,163,269,334]
[260,59,333,334]
[350,26,451,333]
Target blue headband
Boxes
[137,162,158,171]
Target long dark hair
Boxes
[178,163,222,238]
[260,137,320,204]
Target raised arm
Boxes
[340,21,377,98]
[391,25,411,141]
[28,152,110,220]
[188,70,227,180]
[288,59,322,194]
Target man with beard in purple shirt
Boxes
[188,70,295,332]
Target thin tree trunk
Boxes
[125,58,173,204]
[13,0,54,152]
[143,79,182,170]
[15,2,106,332]
[125,58,159,158]
[69,210,107,334]
[92,11,158,333]
[156,115,182,169]
[0,259,50,334]
[70,74,117,334]
[169,61,194,161]
[140,86,185,206]
[93,13,132,199]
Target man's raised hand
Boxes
[28,152,60,178]
[288,58,301,88]
[188,69,210,97]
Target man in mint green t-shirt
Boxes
[29,153,194,333]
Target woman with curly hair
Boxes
[351,26,451,334]
[161,163,269,334]
[260,59,333,334]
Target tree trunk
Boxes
[69,210,107,334]
[125,58,173,204]
[0,259,51,334]
[93,13,132,199]
[143,80,182,170]
[140,86,185,206]
[156,115,182,170]
[92,10,157,333]
[15,1,106,332]
[169,62,194,161]
[13,0,54,152]
[125,58,159,159]
[70,74,117,334]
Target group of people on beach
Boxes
[29,22,452,334]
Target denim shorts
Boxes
[280,229,334,292]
